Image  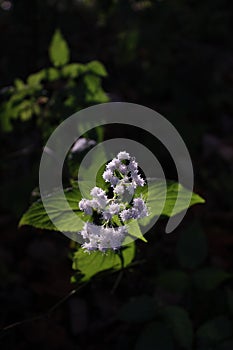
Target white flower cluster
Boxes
[78,151,149,253]
[103,151,145,195]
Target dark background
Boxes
[0,1,233,349]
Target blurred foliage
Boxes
[0,28,108,216]
[0,28,108,138]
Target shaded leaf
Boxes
[160,306,193,350]
[196,316,232,344]
[156,269,190,293]
[176,221,208,269]
[118,295,156,323]
[135,321,174,350]
[215,339,233,350]
[193,268,232,291]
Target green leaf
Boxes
[45,67,60,81]
[19,187,85,232]
[72,242,135,281]
[27,70,46,86]
[162,182,205,216]
[160,306,193,350]
[126,220,147,243]
[62,63,86,78]
[176,221,208,269]
[87,60,108,77]
[156,269,190,293]
[193,268,232,291]
[49,29,70,67]
[196,316,232,344]
[140,180,205,227]
[118,295,156,323]
[135,322,174,350]
[14,79,25,90]
[84,74,109,103]
[84,74,101,93]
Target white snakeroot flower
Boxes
[126,183,135,195]
[90,186,108,209]
[133,197,149,218]
[90,186,107,199]
[120,209,133,222]
[102,203,121,220]
[79,199,93,215]
[134,175,145,187]
[110,176,119,187]
[114,184,125,195]
[106,158,121,171]
[98,227,125,252]
[128,159,138,172]
[102,211,112,221]
[119,163,128,174]
[81,223,127,252]
[103,169,119,187]
[108,203,121,215]
[78,151,149,252]
[102,169,113,182]
[117,151,130,160]
[120,197,148,222]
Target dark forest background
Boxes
[0,1,233,349]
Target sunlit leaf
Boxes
[19,187,85,232]
[140,180,205,227]
[87,60,108,77]
[72,242,135,281]
[49,29,70,67]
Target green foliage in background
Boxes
[0,29,108,139]
[0,29,108,217]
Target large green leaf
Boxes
[176,221,208,269]
[49,29,70,67]
[140,180,205,227]
[160,306,193,350]
[19,187,85,232]
[72,242,135,281]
